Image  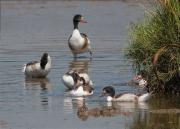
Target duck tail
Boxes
[22,64,27,73]
[89,80,93,86]
[138,92,151,102]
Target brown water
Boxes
[0,1,179,129]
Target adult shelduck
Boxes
[101,86,151,102]
[68,14,92,58]
[22,53,51,78]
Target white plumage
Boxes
[102,86,151,102]
[62,70,94,96]
[62,74,76,89]
[106,93,151,102]
[69,29,87,51]
[68,14,92,58]
[62,70,93,89]
[69,86,93,97]
[22,53,51,78]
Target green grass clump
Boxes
[125,0,180,93]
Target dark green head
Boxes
[73,14,87,29]
[101,86,115,97]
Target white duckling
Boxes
[69,85,94,97]
[62,70,81,89]
[22,53,51,78]
[101,86,151,102]
[62,69,93,89]
[69,77,94,97]
[68,14,92,58]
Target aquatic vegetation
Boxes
[129,94,180,129]
[125,0,180,93]
[129,111,179,129]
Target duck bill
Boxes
[80,19,87,23]
[80,17,87,23]
[132,75,141,83]
[99,91,106,97]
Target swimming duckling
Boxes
[62,69,93,89]
[101,86,151,102]
[69,77,94,97]
[22,53,51,78]
[68,14,92,58]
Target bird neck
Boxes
[73,21,79,29]
[71,72,80,84]
[40,55,49,69]
[110,91,115,98]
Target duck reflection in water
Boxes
[0,120,8,129]
[24,77,52,110]
[64,97,87,114]
[77,101,149,121]
[24,77,52,90]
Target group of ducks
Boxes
[22,14,152,102]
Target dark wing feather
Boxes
[80,33,89,50]
[26,61,39,66]
[83,85,94,93]
[80,33,87,38]
[135,93,144,97]
[114,93,124,98]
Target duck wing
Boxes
[80,33,87,38]
[115,93,138,102]
[80,33,89,50]
[114,93,125,98]
[26,61,39,66]
[83,85,94,93]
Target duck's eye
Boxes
[102,90,107,94]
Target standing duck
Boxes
[22,53,51,78]
[68,14,92,58]
[101,86,151,102]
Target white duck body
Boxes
[62,74,76,89]
[62,71,93,89]
[69,86,93,97]
[114,93,138,102]
[102,86,151,102]
[107,93,151,102]
[68,14,92,57]
[69,29,90,54]
[138,93,151,102]
[23,53,51,78]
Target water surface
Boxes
[0,1,179,129]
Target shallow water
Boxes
[0,1,179,129]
